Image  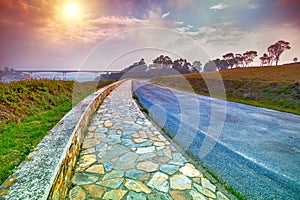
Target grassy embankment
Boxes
[151,64,300,115]
[0,79,115,184]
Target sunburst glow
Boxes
[65,2,80,18]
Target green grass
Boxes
[151,64,300,115]
[0,80,74,123]
[132,92,149,115]
[0,79,116,184]
[0,102,71,183]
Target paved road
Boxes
[67,80,230,200]
[133,80,300,200]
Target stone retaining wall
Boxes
[0,80,124,200]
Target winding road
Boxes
[133,80,300,200]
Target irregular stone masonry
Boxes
[0,81,124,200]
[68,80,231,200]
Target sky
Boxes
[0,0,299,70]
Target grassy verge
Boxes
[0,102,71,183]
[132,92,149,115]
[0,79,116,184]
[151,64,300,115]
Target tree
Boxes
[171,58,191,73]
[191,60,202,72]
[153,55,172,66]
[203,60,218,72]
[235,54,244,68]
[153,55,164,64]
[211,58,229,71]
[222,53,236,69]
[243,50,257,67]
[182,59,191,72]
[219,59,229,70]
[163,56,173,65]
[138,58,146,65]
[172,59,181,71]
[293,57,298,63]
[123,58,147,72]
[267,40,291,66]
[259,53,271,66]
[212,58,229,71]
[223,53,234,60]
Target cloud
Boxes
[0,0,55,29]
[210,3,228,10]
[167,0,194,9]
[175,21,184,25]
[81,27,211,71]
[162,12,170,19]
[1,0,299,69]
[176,24,194,32]
[174,23,300,65]
[0,0,177,68]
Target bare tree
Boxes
[267,40,291,66]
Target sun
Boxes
[57,2,84,25]
[64,2,80,18]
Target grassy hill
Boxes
[151,64,300,115]
[0,79,115,184]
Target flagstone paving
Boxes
[67,80,230,200]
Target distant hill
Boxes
[151,63,300,115]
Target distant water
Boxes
[133,80,300,200]
[32,72,97,82]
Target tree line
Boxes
[121,55,202,74]
[96,40,296,81]
[203,40,294,72]
[129,40,294,74]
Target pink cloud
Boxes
[0,0,175,68]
